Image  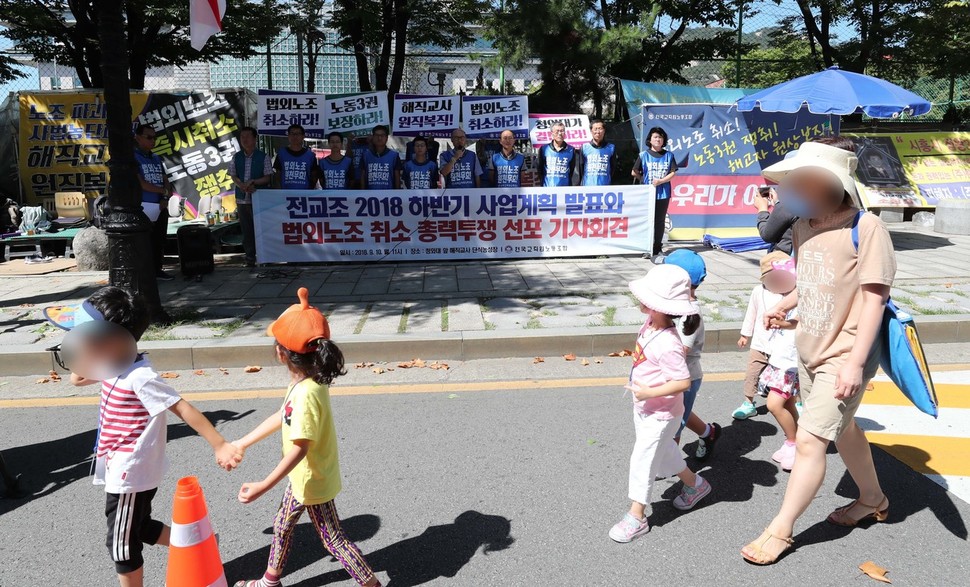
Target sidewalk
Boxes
[2,222,970,375]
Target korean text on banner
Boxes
[847,132,970,208]
[461,95,529,139]
[258,90,326,138]
[392,95,460,137]
[324,91,389,136]
[253,185,654,263]
[529,114,591,148]
[640,103,836,240]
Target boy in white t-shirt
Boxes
[44,287,242,587]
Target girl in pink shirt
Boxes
[609,265,713,544]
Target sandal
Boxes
[741,529,794,565]
[826,496,889,527]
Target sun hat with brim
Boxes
[762,141,860,206]
[663,249,707,288]
[760,251,793,279]
[43,300,105,330]
[267,287,331,354]
[629,265,698,317]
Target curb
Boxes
[3,314,968,376]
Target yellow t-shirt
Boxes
[281,378,342,505]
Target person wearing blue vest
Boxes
[230,126,273,267]
[133,123,174,281]
[402,136,439,189]
[320,131,356,190]
[579,119,618,186]
[491,129,525,188]
[633,126,679,263]
[273,124,319,190]
[359,125,401,190]
[536,122,576,187]
[440,128,482,189]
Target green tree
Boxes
[331,0,487,97]
[0,0,285,89]
[724,29,817,87]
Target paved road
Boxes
[1,371,968,586]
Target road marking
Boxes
[858,371,970,503]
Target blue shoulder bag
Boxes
[852,211,939,417]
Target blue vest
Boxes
[361,148,400,189]
[403,159,438,189]
[233,149,267,203]
[580,142,615,186]
[491,152,525,188]
[276,148,317,190]
[440,150,480,189]
[540,143,575,187]
[639,150,675,199]
[320,156,354,190]
[134,149,165,203]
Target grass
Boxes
[525,315,543,329]
[397,305,410,334]
[142,307,204,341]
[199,318,245,338]
[602,306,618,327]
[441,305,449,332]
[913,305,963,316]
[353,303,372,335]
[484,320,496,331]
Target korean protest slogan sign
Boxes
[258,90,326,138]
[529,114,592,148]
[253,185,654,263]
[323,91,390,136]
[461,95,529,139]
[640,103,836,240]
[846,132,970,208]
[19,90,244,215]
[392,94,460,137]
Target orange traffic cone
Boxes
[166,476,228,587]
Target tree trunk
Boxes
[387,0,409,97]
[96,0,165,322]
[374,0,395,91]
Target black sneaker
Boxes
[156,270,175,281]
[695,422,721,461]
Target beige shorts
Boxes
[797,362,877,442]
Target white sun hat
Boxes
[762,140,860,205]
[628,265,698,317]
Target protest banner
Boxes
[253,185,653,263]
[528,113,591,148]
[324,91,389,136]
[257,90,326,138]
[640,103,836,239]
[846,132,970,207]
[461,95,529,139]
[19,90,245,215]
[392,94,460,137]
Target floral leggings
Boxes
[268,484,377,585]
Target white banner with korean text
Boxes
[392,94,460,137]
[323,91,390,136]
[253,185,654,262]
[257,90,327,138]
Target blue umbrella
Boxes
[736,66,932,118]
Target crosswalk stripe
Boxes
[863,381,970,409]
[866,433,970,477]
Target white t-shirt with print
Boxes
[93,358,182,494]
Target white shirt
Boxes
[766,309,799,370]
[741,284,785,353]
[94,358,181,494]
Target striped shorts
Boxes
[269,484,376,585]
[104,489,165,574]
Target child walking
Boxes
[610,265,713,543]
[663,250,721,460]
[733,251,792,420]
[233,288,381,587]
[757,257,801,471]
[44,287,241,587]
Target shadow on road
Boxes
[249,510,514,587]
[0,409,251,516]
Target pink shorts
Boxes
[758,365,799,399]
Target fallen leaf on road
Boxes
[397,361,414,369]
[533,357,545,364]
[563,353,577,361]
[372,367,385,374]
[859,561,891,584]
[587,439,597,445]
[866,382,875,392]
[243,366,262,373]
[429,361,449,370]
[160,372,180,379]
[219,368,229,375]
[413,358,426,368]
[945,283,953,288]
[35,377,50,384]
[447,393,458,399]
[49,370,62,382]
[594,358,604,364]
[581,359,590,366]
[355,362,375,369]
[608,349,634,357]
[194,369,207,376]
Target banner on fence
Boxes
[528,113,591,148]
[324,91,389,136]
[257,90,326,138]
[846,132,970,208]
[19,90,245,214]
[461,95,529,140]
[253,185,653,263]
[641,103,836,239]
[392,94,460,137]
